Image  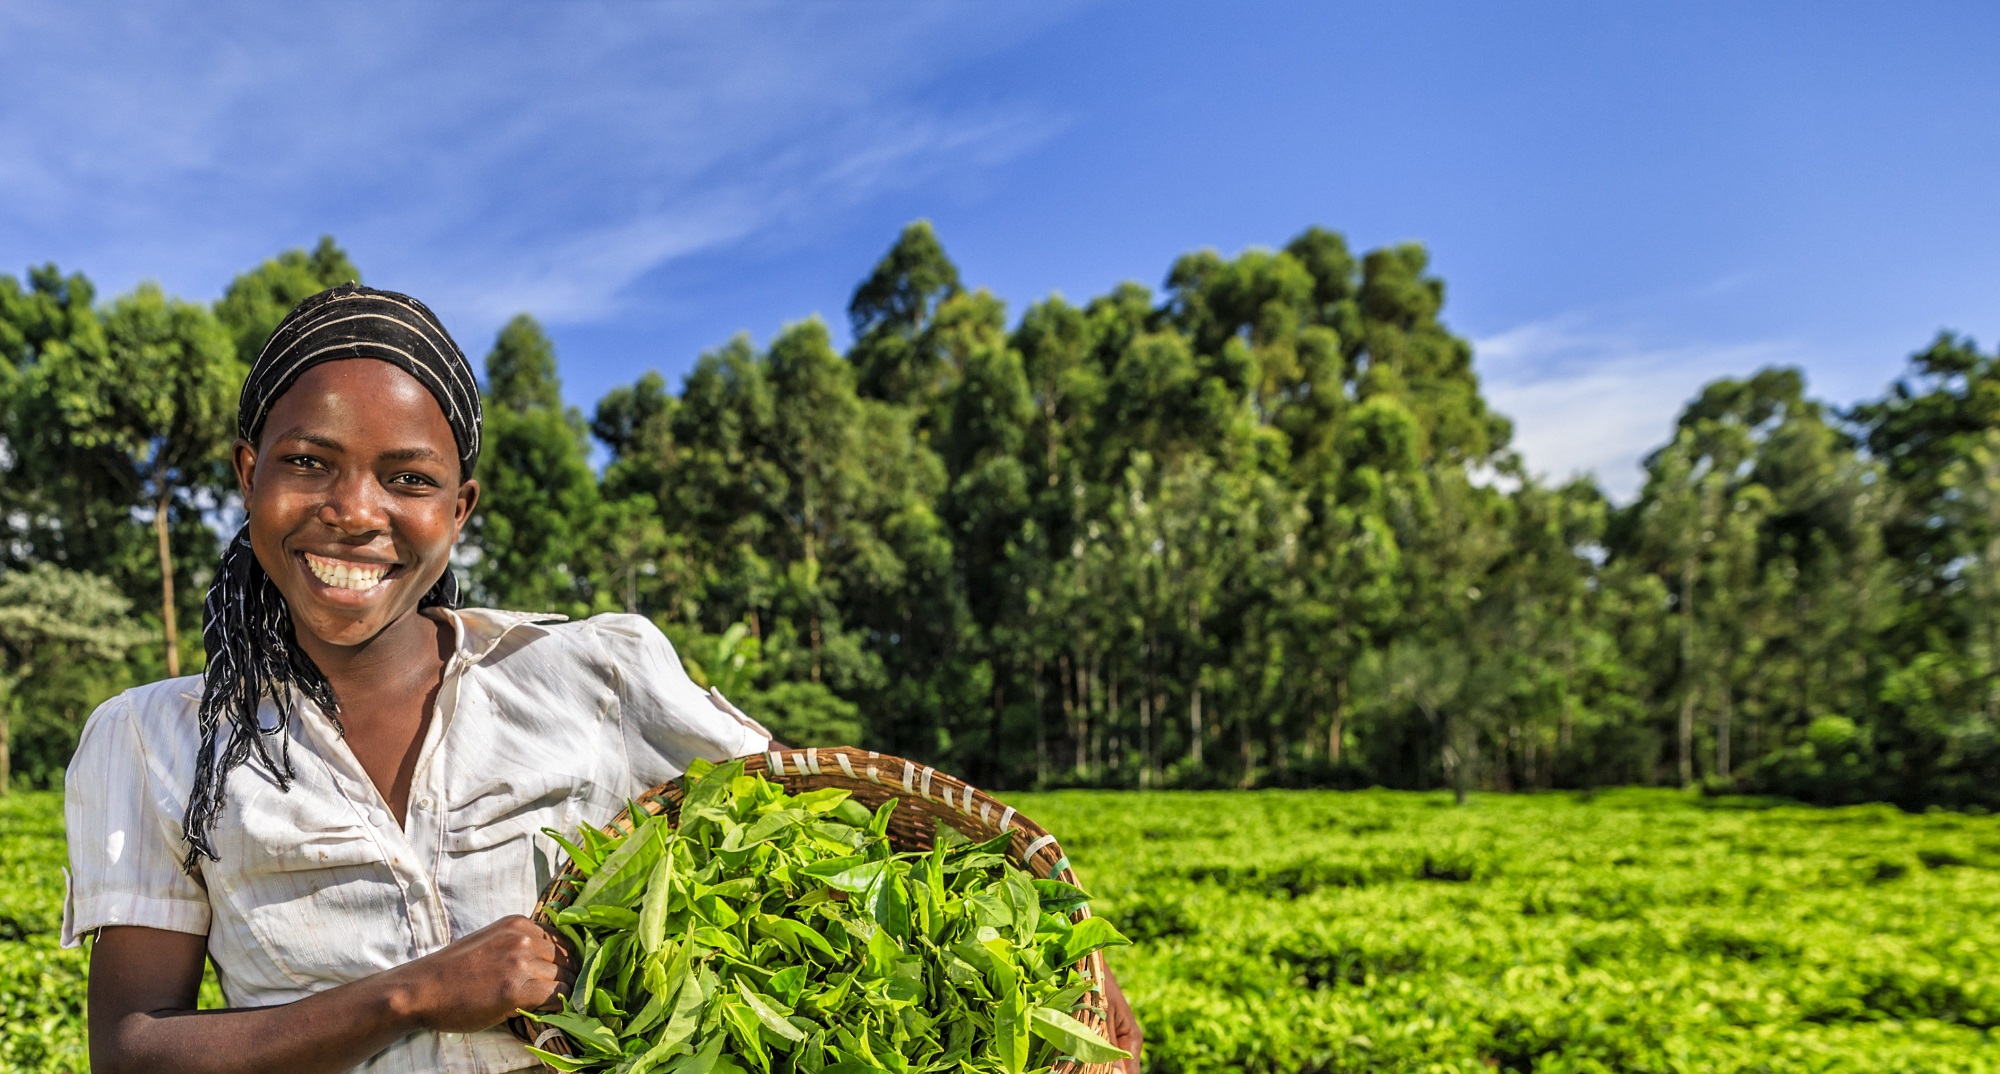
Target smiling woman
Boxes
[60,285,775,1074]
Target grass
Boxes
[3,787,1997,1072]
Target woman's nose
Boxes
[317,473,391,533]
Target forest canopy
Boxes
[3,227,1997,808]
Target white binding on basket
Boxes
[806,748,822,775]
[866,765,882,784]
[901,761,916,793]
[981,802,994,824]
[958,785,975,813]
[767,751,785,775]
[999,805,1016,830]
[836,753,857,779]
[919,767,935,800]
[793,751,807,774]
[1023,833,1059,860]
[532,1027,564,1049]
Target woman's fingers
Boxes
[537,921,580,977]
[530,977,568,1013]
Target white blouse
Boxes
[62,608,772,1074]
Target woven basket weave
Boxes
[510,747,1115,1074]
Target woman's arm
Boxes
[89,916,573,1074]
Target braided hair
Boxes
[181,284,483,871]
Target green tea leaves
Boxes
[576,814,670,910]
[1028,1006,1132,1064]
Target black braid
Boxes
[181,283,478,873]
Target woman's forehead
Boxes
[259,359,458,455]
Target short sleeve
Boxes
[62,690,211,947]
[594,614,771,790]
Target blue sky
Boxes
[4,2,1999,498]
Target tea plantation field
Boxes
[4,788,1997,1072]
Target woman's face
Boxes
[233,359,479,652]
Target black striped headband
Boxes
[239,282,482,474]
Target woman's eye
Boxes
[391,472,440,488]
[284,455,325,470]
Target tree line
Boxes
[2,227,1997,808]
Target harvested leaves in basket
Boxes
[522,757,1131,1074]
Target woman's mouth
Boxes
[301,551,399,592]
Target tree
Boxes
[22,283,239,676]
[486,313,564,413]
[0,565,145,793]
[465,315,601,612]
[849,221,964,417]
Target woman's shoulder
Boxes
[67,674,206,786]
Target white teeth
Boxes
[304,553,391,591]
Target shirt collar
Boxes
[427,606,568,668]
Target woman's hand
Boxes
[388,915,576,1032]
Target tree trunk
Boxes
[1238,712,1254,789]
[1187,601,1203,767]
[808,613,822,685]
[1557,630,1575,779]
[988,677,1007,784]
[155,491,180,678]
[1060,653,1083,778]
[1033,656,1048,786]
[1455,724,1472,806]
[1677,558,1697,788]
[1137,683,1152,790]
[1716,683,1733,782]
[0,700,11,796]
[1188,679,1203,768]
[1102,663,1117,776]
[1328,673,1347,763]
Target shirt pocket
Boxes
[211,778,404,992]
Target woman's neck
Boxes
[295,606,452,713]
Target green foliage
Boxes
[0,566,147,793]
[468,314,603,613]
[525,761,1127,1073]
[0,793,226,1072]
[669,623,865,749]
[1013,788,2000,1074]
[0,792,88,1071]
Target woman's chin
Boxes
[286,573,417,647]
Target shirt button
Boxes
[416,796,434,811]
[408,878,429,899]
[440,1031,461,1042]
[371,808,392,827]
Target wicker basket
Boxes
[510,747,1115,1074]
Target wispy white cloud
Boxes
[0,2,1076,344]
[1475,316,1811,501]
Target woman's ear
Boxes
[232,438,258,499]
[453,478,480,534]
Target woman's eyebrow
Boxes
[273,429,343,452]
[379,446,450,464]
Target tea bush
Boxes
[1014,788,2000,1073]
